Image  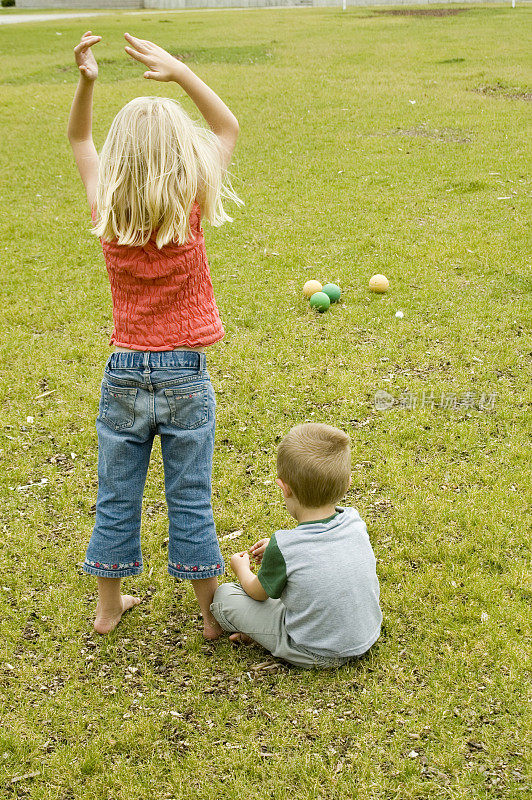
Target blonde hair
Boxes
[92,96,242,249]
[277,423,351,508]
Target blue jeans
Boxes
[83,351,224,580]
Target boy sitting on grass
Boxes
[210,423,382,668]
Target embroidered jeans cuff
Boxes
[83,559,143,579]
[168,560,224,580]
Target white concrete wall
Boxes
[17,0,141,8]
[14,0,510,10]
[143,0,312,7]
[140,0,507,7]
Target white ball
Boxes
[395,311,404,319]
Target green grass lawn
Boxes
[0,5,530,799]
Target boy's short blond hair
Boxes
[277,423,351,508]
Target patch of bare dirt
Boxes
[393,125,471,143]
[374,8,469,17]
[475,83,532,102]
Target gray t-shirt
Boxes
[258,507,382,658]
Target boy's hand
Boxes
[124,33,185,82]
[230,551,251,573]
[249,538,270,564]
[74,31,102,82]
[230,552,268,602]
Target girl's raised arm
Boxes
[124,33,239,170]
[67,32,102,208]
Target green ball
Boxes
[322,283,342,303]
[309,291,331,313]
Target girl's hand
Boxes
[124,33,185,82]
[249,538,270,563]
[73,31,102,82]
[230,552,251,573]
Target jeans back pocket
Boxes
[164,383,209,430]
[101,385,138,431]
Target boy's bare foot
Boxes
[203,614,224,641]
[229,632,254,645]
[94,594,140,635]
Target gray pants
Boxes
[210,582,349,669]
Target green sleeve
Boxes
[257,534,288,599]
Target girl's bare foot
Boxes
[229,632,254,645]
[94,594,140,635]
[203,613,224,641]
[190,577,224,640]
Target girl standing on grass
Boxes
[67,31,241,637]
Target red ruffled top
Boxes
[91,202,224,350]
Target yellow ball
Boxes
[303,280,323,298]
[369,274,389,293]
